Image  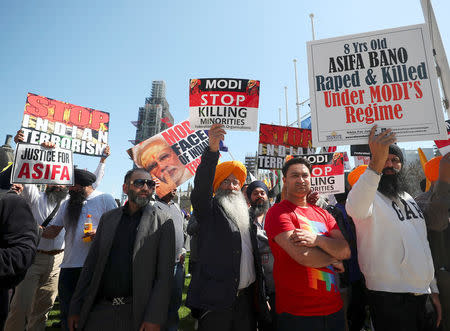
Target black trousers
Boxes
[198,287,256,331]
[367,290,428,331]
[0,289,9,331]
[347,279,368,331]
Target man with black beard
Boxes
[67,168,175,331]
[246,181,275,331]
[5,138,110,331]
[42,168,117,330]
[187,124,268,331]
[346,125,434,331]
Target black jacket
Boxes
[187,150,268,319]
[0,191,38,289]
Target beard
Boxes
[128,189,151,208]
[215,188,250,235]
[66,189,88,229]
[377,167,408,199]
[46,186,68,205]
[250,198,269,218]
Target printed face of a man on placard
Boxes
[139,138,186,186]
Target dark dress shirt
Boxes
[97,204,142,299]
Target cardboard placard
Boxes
[307,24,447,146]
[127,119,209,198]
[21,93,109,156]
[12,143,74,185]
[189,78,260,131]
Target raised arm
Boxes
[346,125,397,220]
[190,124,226,221]
[92,146,110,189]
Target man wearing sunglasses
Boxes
[68,168,175,331]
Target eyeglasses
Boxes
[130,179,155,188]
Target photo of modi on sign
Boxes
[127,119,210,198]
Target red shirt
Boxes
[264,200,343,316]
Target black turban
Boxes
[388,144,404,164]
[74,169,96,187]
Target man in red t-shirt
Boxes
[265,157,350,331]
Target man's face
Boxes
[141,142,185,185]
[124,171,155,207]
[283,163,311,198]
[250,187,268,207]
[382,153,402,175]
[218,173,241,193]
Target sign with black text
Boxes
[189,78,260,131]
[127,119,209,198]
[11,143,74,185]
[307,24,447,146]
[300,153,345,194]
[21,93,109,156]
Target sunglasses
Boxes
[130,179,156,188]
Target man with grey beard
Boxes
[5,138,110,331]
[187,124,268,331]
[246,181,275,331]
[68,168,175,331]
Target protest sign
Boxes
[434,120,450,155]
[127,119,209,198]
[289,153,345,194]
[189,78,260,131]
[258,123,312,170]
[11,143,74,185]
[20,93,110,157]
[307,24,447,146]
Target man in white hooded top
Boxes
[346,125,434,331]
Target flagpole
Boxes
[420,0,450,117]
[309,13,316,40]
[284,86,289,126]
[294,59,301,128]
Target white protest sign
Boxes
[307,24,447,146]
[189,78,260,131]
[11,143,74,185]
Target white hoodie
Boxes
[346,169,434,293]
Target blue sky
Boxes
[1,0,449,198]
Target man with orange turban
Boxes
[186,124,268,331]
[415,152,450,330]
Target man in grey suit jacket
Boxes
[68,168,175,331]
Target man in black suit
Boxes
[68,168,175,331]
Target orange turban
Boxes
[424,156,442,182]
[213,161,247,192]
[348,165,368,187]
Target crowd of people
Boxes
[0,123,449,331]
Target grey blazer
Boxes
[69,203,175,331]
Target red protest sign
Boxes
[21,93,110,157]
[189,78,260,131]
